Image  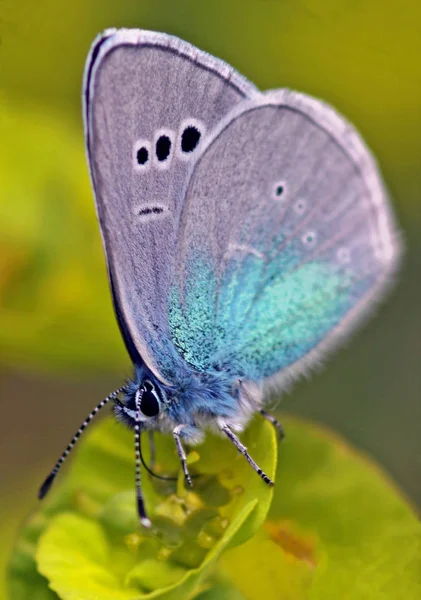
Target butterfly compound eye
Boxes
[139,381,161,417]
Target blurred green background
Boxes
[1,0,420,580]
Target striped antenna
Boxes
[134,389,151,528]
[38,386,126,500]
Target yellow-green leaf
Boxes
[220,415,421,599]
[8,417,276,599]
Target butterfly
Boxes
[39,28,400,527]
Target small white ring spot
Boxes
[302,230,317,247]
[294,198,307,216]
[273,181,287,201]
[337,247,351,264]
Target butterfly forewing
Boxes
[169,90,400,385]
[84,29,258,383]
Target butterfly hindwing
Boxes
[84,29,259,383]
[169,90,400,387]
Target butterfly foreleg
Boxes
[173,425,194,488]
[217,418,274,486]
[259,409,285,441]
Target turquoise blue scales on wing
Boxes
[167,90,399,387]
[169,252,364,381]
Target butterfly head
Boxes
[114,370,168,429]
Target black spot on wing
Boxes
[181,126,201,153]
[156,135,172,162]
[137,147,149,165]
[138,206,164,216]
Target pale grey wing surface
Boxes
[168,90,400,390]
[84,28,259,383]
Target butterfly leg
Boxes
[217,419,274,486]
[260,409,285,441]
[173,425,193,488]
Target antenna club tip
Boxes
[38,473,55,500]
[141,517,152,528]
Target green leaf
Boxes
[7,512,60,600]
[36,504,256,600]
[220,415,421,599]
[193,577,247,600]
[36,513,141,600]
[7,415,420,599]
[220,528,313,600]
[125,558,187,591]
[8,416,276,599]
